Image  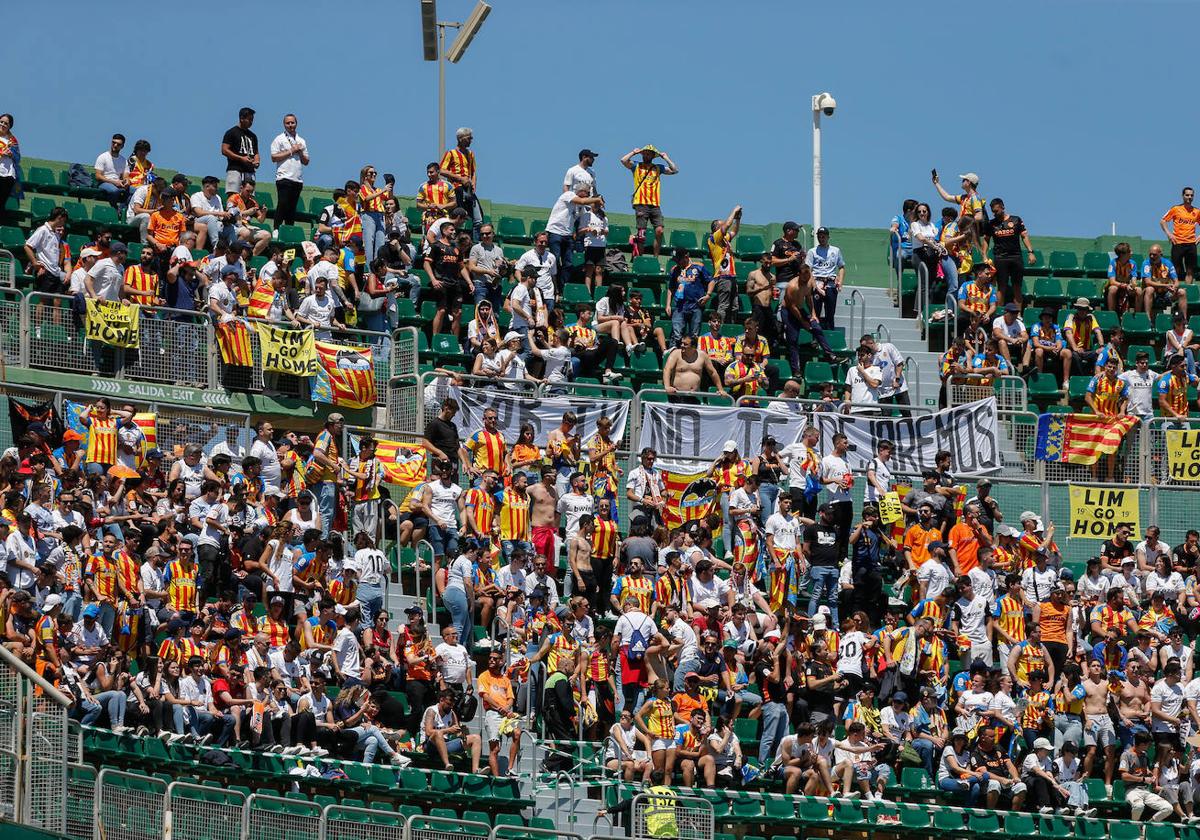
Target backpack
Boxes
[68,163,92,188]
[626,618,651,662]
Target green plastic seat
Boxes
[668,229,701,255]
[27,166,65,194]
[1082,250,1111,277]
[735,234,767,257]
[0,225,25,250]
[277,225,307,244]
[1038,815,1072,839]
[761,794,796,823]
[803,361,835,386]
[1109,821,1144,840]
[728,797,762,820]
[899,804,932,831]
[1093,309,1119,331]
[1033,277,1068,306]
[1049,250,1083,277]
[1076,817,1107,840]
[608,224,632,246]
[496,217,529,244]
[932,808,966,833]
[1066,278,1104,304]
[562,284,592,305]
[1145,825,1178,840]
[1003,812,1036,836]
[631,254,662,277]
[797,798,833,826]
[1121,311,1154,340]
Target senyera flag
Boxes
[375,439,427,486]
[314,340,376,409]
[245,281,274,319]
[216,319,253,366]
[1062,414,1139,465]
[662,470,718,532]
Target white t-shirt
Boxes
[208,280,237,317]
[4,531,37,589]
[540,346,573,383]
[445,554,473,594]
[94,150,127,182]
[352,547,388,586]
[872,342,907,397]
[806,244,844,279]
[918,559,953,600]
[667,617,698,665]
[557,492,594,541]
[271,132,307,183]
[1151,679,1185,732]
[845,365,882,411]
[189,499,228,548]
[68,267,89,295]
[820,453,852,503]
[428,481,462,525]
[580,207,608,248]
[87,258,124,301]
[613,610,656,649]
[991,315,1027,341]
[1119,369,1158,418]
[880,706,912,741]
[296,293,336,329]
[563,164,595,194]
[728,487,756,523]
[938,745,971,783]
[435,642,471,685]
[250,438,281,487]
[26,224,65,277]
[1021,566,1059,604]
[332,625,362,680]
[508,283,537,330]
[968,567,998,603]
[127,185,150,222]
[514,249,558,302]
[766,512,800,551]
[836,630,870,677]
[954,594,990,644]
[989,691,1018,725]
[191,190,224,217]
[865,456,892,503]
[305,260,339,294]
[545,192,580,237]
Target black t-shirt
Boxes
[429,241,464,284]
[772,238,805,284]
[804,523,841,567]
[1101,538,1134,562]
[989,215,1026,260]
[755,654,787,704]
[802,660,835,713]
[222,126,259,174]
[423,417,460,466]
[1173,542,1199,573]
[378,241,410,272]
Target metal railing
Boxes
[0,286,23,367]
[165,779,245,840]
[947,374,1028,412]
[845,287,866,345]
[95,766,166,840]
[0,248,15,289]
[903,354,921,407]
[631,792,714,840]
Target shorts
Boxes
[651,738,674,752]
[502,539,536,561]
[1154,289,1177,309]
[397,512,429,531]
[634,204,664,231]
[225,170,253,195]
[531,525,556,563]
[987,779,1027,797]
[584,246,606,266]
[436,279,466,310]
[1085,717,1117,748]
[483,709,507,743]
[426,736,465,756]
[35,270,64,294]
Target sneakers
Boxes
[1079,808,1097,818]
[930,309,949,322]
[110,725,129,734]
[283,746,305,756]
[135,726,149,737]
[1105,783,1114,798]
[633,341,646,354]
[309,748,329,758]
[1039,806,1055,815]
[601,370,623,383]
[195,734,213,747]
[268,744,285,753]
[390,754,411,767]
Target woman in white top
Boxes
[908,203,948,309]
[498,333,541,392]
[1145,555,1186,606]
[580,205,609,292]
[472,337,508,379]
[0,113,19,212]
[595,284,641,350]
[605,708,653,782]
[257,524,298,596]
[465,300,502,356]
[440,541,477,646]
[284,493,321,543]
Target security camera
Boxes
[813,92,837,117]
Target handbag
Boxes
[455,690,479,723]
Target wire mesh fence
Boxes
[319,804,408,840]
[491,826,584,840]
[25,689,68,833]
[166,781,246,840]
[0,286,23,366]
[245,793,322,840]
[95,768,167,840]
[632,792,714,840]
[65,765,96,840]
[405,814,492,840]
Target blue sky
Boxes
[5,0,1193,239]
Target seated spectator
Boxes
[1107,242,1140,315]
[1142,244,1187,319]
[991,302,1028,372]
[1165,312,1200,377]
[1025,307,1071,383]
[227,178,272,256]
[1064,298,1104,375]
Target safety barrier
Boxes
[631,792,714,840]
[0,248,15,289]
[322,802,409,840]
[95,767,166,840]
[0,286,23,367]
[246,792,323,840]
[165,780,246,840]
[845,287,866,345]
[947,374,1028,412]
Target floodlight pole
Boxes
[436,20,461,156]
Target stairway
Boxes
[846,284,942,409]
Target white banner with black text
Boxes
[448,387,629,447]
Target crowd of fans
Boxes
[3,111,1200,824]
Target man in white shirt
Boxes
[188,482,228,601]
[514,232,559,313]
[626,448,666,527]
[331,605,365,685]
[507,267,542,341]
[295,273,342,339]
[1119,351,1158,419]
[434,623,473,692]
[190,176,235,250]
[249,421,281,489]
[270,113,309,229]
[990,303,1029,370]
[861,335,909,406]
[94,133,130,210]
[556,472,594,543]
[86,241,127,301]
[203,240,248,286]
[1150,661,1185,737]
[563,149,598,194]
[207,265,241,323]
[806,227,845,330]
[420,463,463,564]
[523,554,560,608]
[178,655,229,744]
[819,433,853,550]
[545,185,604,289]
[24,209,70,294]
[952,575,994,666]
[844,346,882,413]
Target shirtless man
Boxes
[780,265,837,372]
[663,334,727,404]
[745,255,776,344]
[570,514,597,605]
[528,465,560,571]
[1118,662,1153,743]
[1082,657,1120,788]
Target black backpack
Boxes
[68,163,92,188]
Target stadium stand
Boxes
[2,113,1200,840]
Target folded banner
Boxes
[662,469,718,532]
[816,398,1000,473]
[1035,413,1139,465]
[375,439,428,486]
[133,412,157,465]
[7,397,63,447]
[215,319,253,366]
[246,281,275,319]
[314,340,376,408]
[448,386,629,447]
[85,299,140,348]
[256,324,318,376]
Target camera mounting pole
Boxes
[811,92,837,232]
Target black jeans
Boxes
[275,179,303,228]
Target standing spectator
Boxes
[357,165,393,264]
[545,186,604,289]
[0,113,18,214]
[24,207,70,300]
[514,232,559,317]
[1120,350,1159,421]
[707,205,742,325]
[440,128,480,235]
[416,163,455,233]
[579,203,609,294]
[309,414,344,540]
[221,107,259,197]
[424,220,470,340]
[745,255,775,344]
[807,226,845,330]
[467,223,506,310]
[620,145,678,257]
[908,204,944,303]
[564,148,598,194]
[933,170,986,224]
[667,248,714,345]
[805,504,843,626]
[843,346,882,414]
[888,199,918,268]
[1160,186,1200,284]
[269,114,308,229]
[819,433,853,556]
[987,198,1035,308]
[94,133,130,211]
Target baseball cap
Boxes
[1033,737,1053,751]
[82,604,100,619]
[221,265,240,276]
[977,478,992,487]
[326,413,345,424]
[228,240,249,251]
[958,172,980,186]
[892,691,909,703]
[80,246,102,258]
[42,594,63,611]
[503,331,522,343]
[145,448,164,460]
[782,221,800,233]
[578,148,599,159]
[816,226,830,236]
[404,606,423,616]
[722,440,738,453]
[1004,302,1019,313]
[672,246,689,263]
[763,629,782,641]
[109,241,127,253]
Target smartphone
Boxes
[931,168,938,180]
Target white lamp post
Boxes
[811,92,837,232]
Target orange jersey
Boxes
[116,550,140,595]
[591,518,618,561]
[947,521,989,575]
[497,488,530,542]
[903,523,941,567]
[1163,204,1200,245]
[85,415,118,465]
[440,148,476,184]
[464,487,496,536]
[631,162,663,207]
[147,209,187,248]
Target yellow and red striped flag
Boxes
[216,319,253,366]
[246,281,275,319]
[314,340,376,408]
[1063,414,1139,465]
[133,412,157,466]
[662,469,718,532]
[375,439,427,486]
